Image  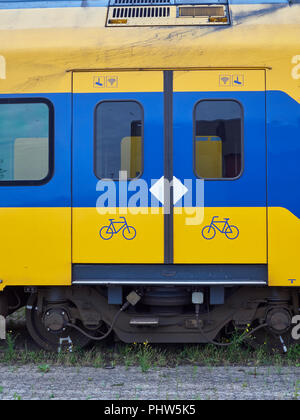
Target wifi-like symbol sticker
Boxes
[221,77,230,85]
[107,77,118,87]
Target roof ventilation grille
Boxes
[111,6,170,19]
[179,6,225,17]
[106,3,230,26]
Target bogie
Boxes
[12,285,298,351]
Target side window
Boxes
[94,101,143,180]
[0,99,54,185]
[194,100,243,179]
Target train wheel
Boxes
[246,327,294,354]
[25,294,100,352]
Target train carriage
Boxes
[0,0,299,350]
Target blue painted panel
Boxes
[173,91,267,208]
[0,88,299,219]
[73,92,164,208]
[0,0,292,9]
[210,285,225,305]
[267,91,300,218]
[0,0,108,9]
[108,285,123,304]
[176,0,226,3]
[229,0,288,3]
[0,93,71,207]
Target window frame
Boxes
[193,98,244,181]
[93,99,144,181]
[0,97,54,186]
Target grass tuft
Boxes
[1,329,300,370]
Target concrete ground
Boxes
[0,364,299,400]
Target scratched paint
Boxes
[0,5,299,101]
[0,56,5,79]
[292,56,300,80]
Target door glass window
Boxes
[194,100,243,179]
[94,101,143,180]
[0,100,53,184]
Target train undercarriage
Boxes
[0,285,299,352]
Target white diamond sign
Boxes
[173,176,189,205]
[150,176,188,206]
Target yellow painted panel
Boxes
[0,7,299,101]
[268,207,300,287]
[0,208,71,291]
[0,48,72,94]
[121,136,142,179]
[174,70,265,92]
[72,207,164,263]
[73,71,163,93]
[174,207,267,264]
[195,136,222,179]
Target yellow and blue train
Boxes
[0,0,299,350]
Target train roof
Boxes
[0,0,300,6]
